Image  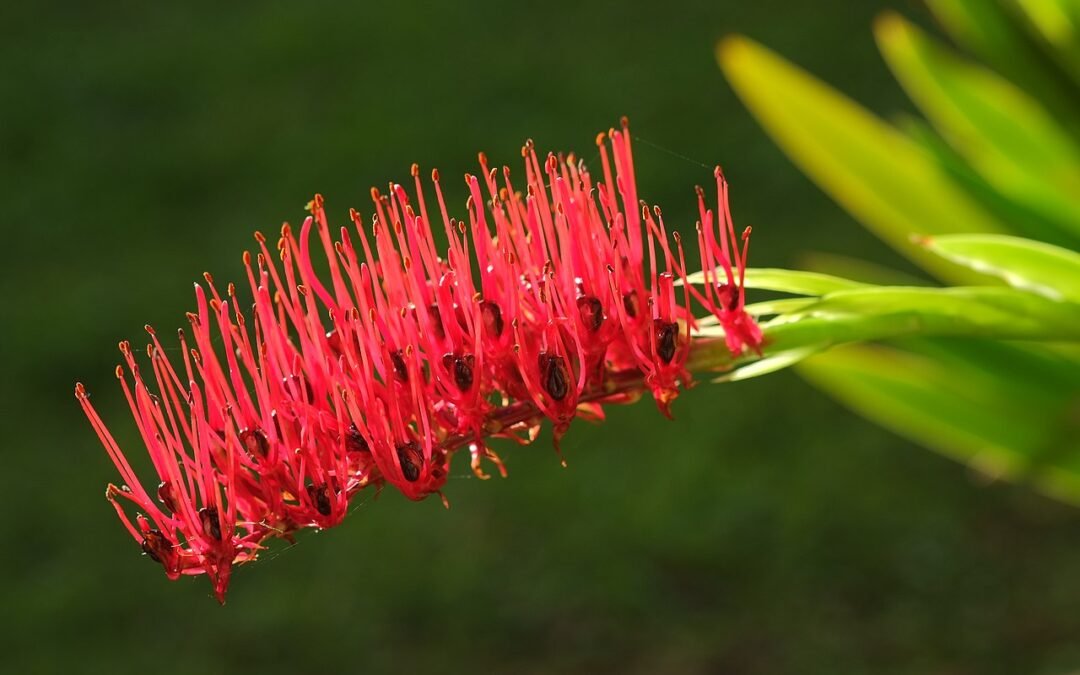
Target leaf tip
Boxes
[872,9,906,44]
[716,34,755,72]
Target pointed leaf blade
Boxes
[920,234,1080,302]
[690,267,871,296]
[717,36,1006,283]
[876,14,1080,237]
[925,0,1080,127]
[797,343,1080,504]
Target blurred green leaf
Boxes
[797,342,1080,504]
[900,114,1080,248]
[717,36,1006,284]
[925,0,1080,127]
[1013,0,1080,85]
[920,233,1080,302]
[719,14,1080,511]
[877,13,1080,238]
[900,337,1080,410]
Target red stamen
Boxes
[76,118,763,600]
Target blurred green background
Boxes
[4,1,1080,673]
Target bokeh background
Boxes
[4,1,1080,673]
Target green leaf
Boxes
[683,267,869,296]
[695,297,819,330]
[898,337,1080,406]
[1013,0,1080,86]
[687,285,1080,379]
[796,342,1080,505]
[754,287,1080,362]
[876,14,1080,238]
[920,233,1080,302]
[717,36,1006,284]
[801,286,1080,335]
[925,0,1080,128]
[899,114,1080,249]
[711,345,825,383]
[743,297,820,317]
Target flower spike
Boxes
[76,119,763,601]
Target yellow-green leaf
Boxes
[900,114,1080,248]
[920,233,1080,302]
[797,343,1080,505]
[925,0,1080,122]
[876,13,1080,237]
[1013,0,1080,86]
[683,267,868,296]
[717,36,1006,284]
[798,286,1080,337]
[686,286,1080,381]
[712,345,824,383]
[755,286,1080,355]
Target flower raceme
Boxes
[75,120,762,602]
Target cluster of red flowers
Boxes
[76,120,761,602]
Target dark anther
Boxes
[396,441,423,482]
[455,355,474,390]
[390,349,409,382]
[307,483,332,516]
[539,353,570,402]
[345,423,369,454]
[156,480,179,513]
[444,353,475,391]
[717,283,740,312]
[576,296,604,333]
[239,427,269,459]
[282,375,314,401]
[428,303,445,339]
[622,290,640,318]
[480,300,504,337]
[199,506,222,541]
[141,529,169,564]
[655,320,678,364]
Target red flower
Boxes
[75,119,761,602]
